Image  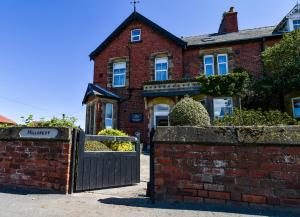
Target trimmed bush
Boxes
[169,97,210,126]
[214,109,298,126]
[98,129,134,151]
[85,141,112,152]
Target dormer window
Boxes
[293,20,300,30]
[131,29,141,42]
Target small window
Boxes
[292,97,300,118]
[217,54,229,75]
[293,20,300,30]
[155,57,168,81]
[105,103,113,129]
[204,55,214,77]
[131,29,141,42]
[113,62,126,87]
[213,97,233,119]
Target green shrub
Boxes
[169,97,210,126]
[20,115,78,128]
[85,141,112,152]
[98,129,134,151]
[214,109,298,126]
[197,68,251,96]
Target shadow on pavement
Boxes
[98,197,300,217]
[0,186,60,195]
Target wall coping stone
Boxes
[0,127,72,141]
[153,126,300,146]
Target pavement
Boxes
[0,154,299,217]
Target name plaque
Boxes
[130,113,144,123]
[19,128,59,139]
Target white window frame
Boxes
[131,29,141,42]
[105,103,113,129]
[213,97,233,119]
[155,57,168,81]
[204,55,215,76]
[293,19,300,30]
[217,54,229,75]
[112,62,126,88]
[292,97,300,118]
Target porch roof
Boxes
[82,83,120,104]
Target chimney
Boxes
[218,7,239,34]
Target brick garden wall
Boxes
[153,126,300,209]
[0,128,73,193]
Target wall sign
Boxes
[130,113,144,123]
[19,128,59,139]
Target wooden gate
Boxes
[72,131,140,192]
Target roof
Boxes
[183,26,282,47]
[82,83,120,104]
[0,115,16,125]
[89,12,187,60]
[274,3,300,32]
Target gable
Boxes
[274,3,300,32]
[89,12,187,60]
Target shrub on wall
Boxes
[214,109,298,126]
[169,97,210,126]
[98,129,134,151]
[197,68,251,97]
[20,115,78,128]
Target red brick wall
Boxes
[154,142,300,208]
[0,138,72,193]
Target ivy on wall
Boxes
[197,68,251,96]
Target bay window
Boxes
[213,97,233,119]
[105,103,113,129]
[292,97,300,118]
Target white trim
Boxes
[217,54,229,75]
[155,57,168,81]
[292,97,300,118]
[112,62,126,88]
[204,55,214,76]
[105,103,113,129]
[131,29,141,42]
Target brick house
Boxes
[83,4,300,144]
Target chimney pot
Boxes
[229,7,235,12]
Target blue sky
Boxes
[0,0,297,127]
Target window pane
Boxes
[161,63,168,70]
[218,55,227,63]
[219,63,228,75]
[293,98,300,118]
[204,56,213,64]
[161,71,167,80]
[213,98,233,118]
[205,65,214,76]
[156,63,162,70]
[105,119,112,129]
[132,29,141,36]
[113,63,126,87]
[105,104,113,119]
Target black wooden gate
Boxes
[72,131,140,192]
